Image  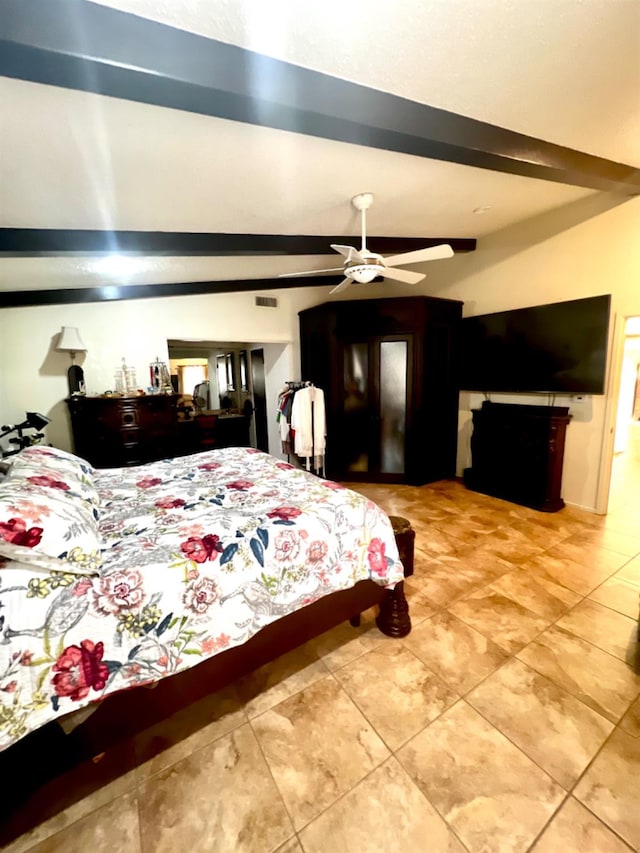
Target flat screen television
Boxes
[459,294,611,394]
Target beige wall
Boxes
[424,193,640,512]
[0,287,325,455]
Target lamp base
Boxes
[68,364,85,395]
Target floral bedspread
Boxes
[0,448,403,749]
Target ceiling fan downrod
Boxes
[351,192,373,254]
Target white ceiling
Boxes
[1,0,639,292]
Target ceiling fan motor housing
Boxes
[346,257,384,283]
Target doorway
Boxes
[250,349,269,453]
[607,316,640,517]
[167,340,267,451]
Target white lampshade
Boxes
[57,327,87,353]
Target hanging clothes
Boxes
[276,386,295,455]
[276,382,327,474]
[291,385,326,473]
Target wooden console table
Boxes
[463,401,571,512]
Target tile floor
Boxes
[4,475,640,853]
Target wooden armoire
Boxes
[299,296,462,485]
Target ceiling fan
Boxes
[279,193,454,295]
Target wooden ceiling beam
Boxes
[1,0,638,195]
[0,229,476,257]
[0,277,348,309]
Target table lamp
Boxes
[56,326,87,395]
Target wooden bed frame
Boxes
[1,548,412,843]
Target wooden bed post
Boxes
[376,581,411,638]
[374,515,414,637]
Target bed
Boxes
[0,444,409,761]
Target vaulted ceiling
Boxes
[1,0,639,305]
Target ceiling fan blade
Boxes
[278,267,345,278]
[380,268,425,285]
[384,244,454,267]
[329,277,353,295]
[330,244,366,264]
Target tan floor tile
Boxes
[137,723,293,853]
[299,757,465,852]
[509,518,573,549]
[416,529,469,559]
[408,503,460,524]
[532,797,632,852]
[517,625,640,723]
[274,838,302,853]
[433,511,501,537]
[404,610,508,694]
[450,588,550,654]
[620,695,640,737]
[2,750,139,853]
[489,569,581,620]
[574,727,640,850]
[334,644,457,749]
[515,509,584,538]
[617,554,640,584]
[133,685,246,780]
[305,611,391,672]
[590,575,640,619]
[439,547,516,583]
[547,539,629,579]
[556,599,638,664]
[467,658,613,788]
[562,527,640,558]
[251,676,389,830]
[410,557,492,607]
[26,792,140,853]
[431,515,497,543]
[398,701,564,853]
[235,642,329,718]
[524,552,616,596]
[471,525,545,565]
[400,578,439,624]
[597,511,640,537]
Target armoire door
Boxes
[339,334,413,481]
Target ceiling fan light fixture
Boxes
[349,264,380,283]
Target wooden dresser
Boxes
[67,395,179,468]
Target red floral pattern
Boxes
[366,538,387,576]
[0,518,43,548]
[267,506,302,521]
[226,479,254,490]
[52,640,109,701]
[180,533,223,563]
[26,475,70,491]
[155,497,187,509]
[136,477,163,489]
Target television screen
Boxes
[459,294,611,394]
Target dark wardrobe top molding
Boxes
[1,0,638,195]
